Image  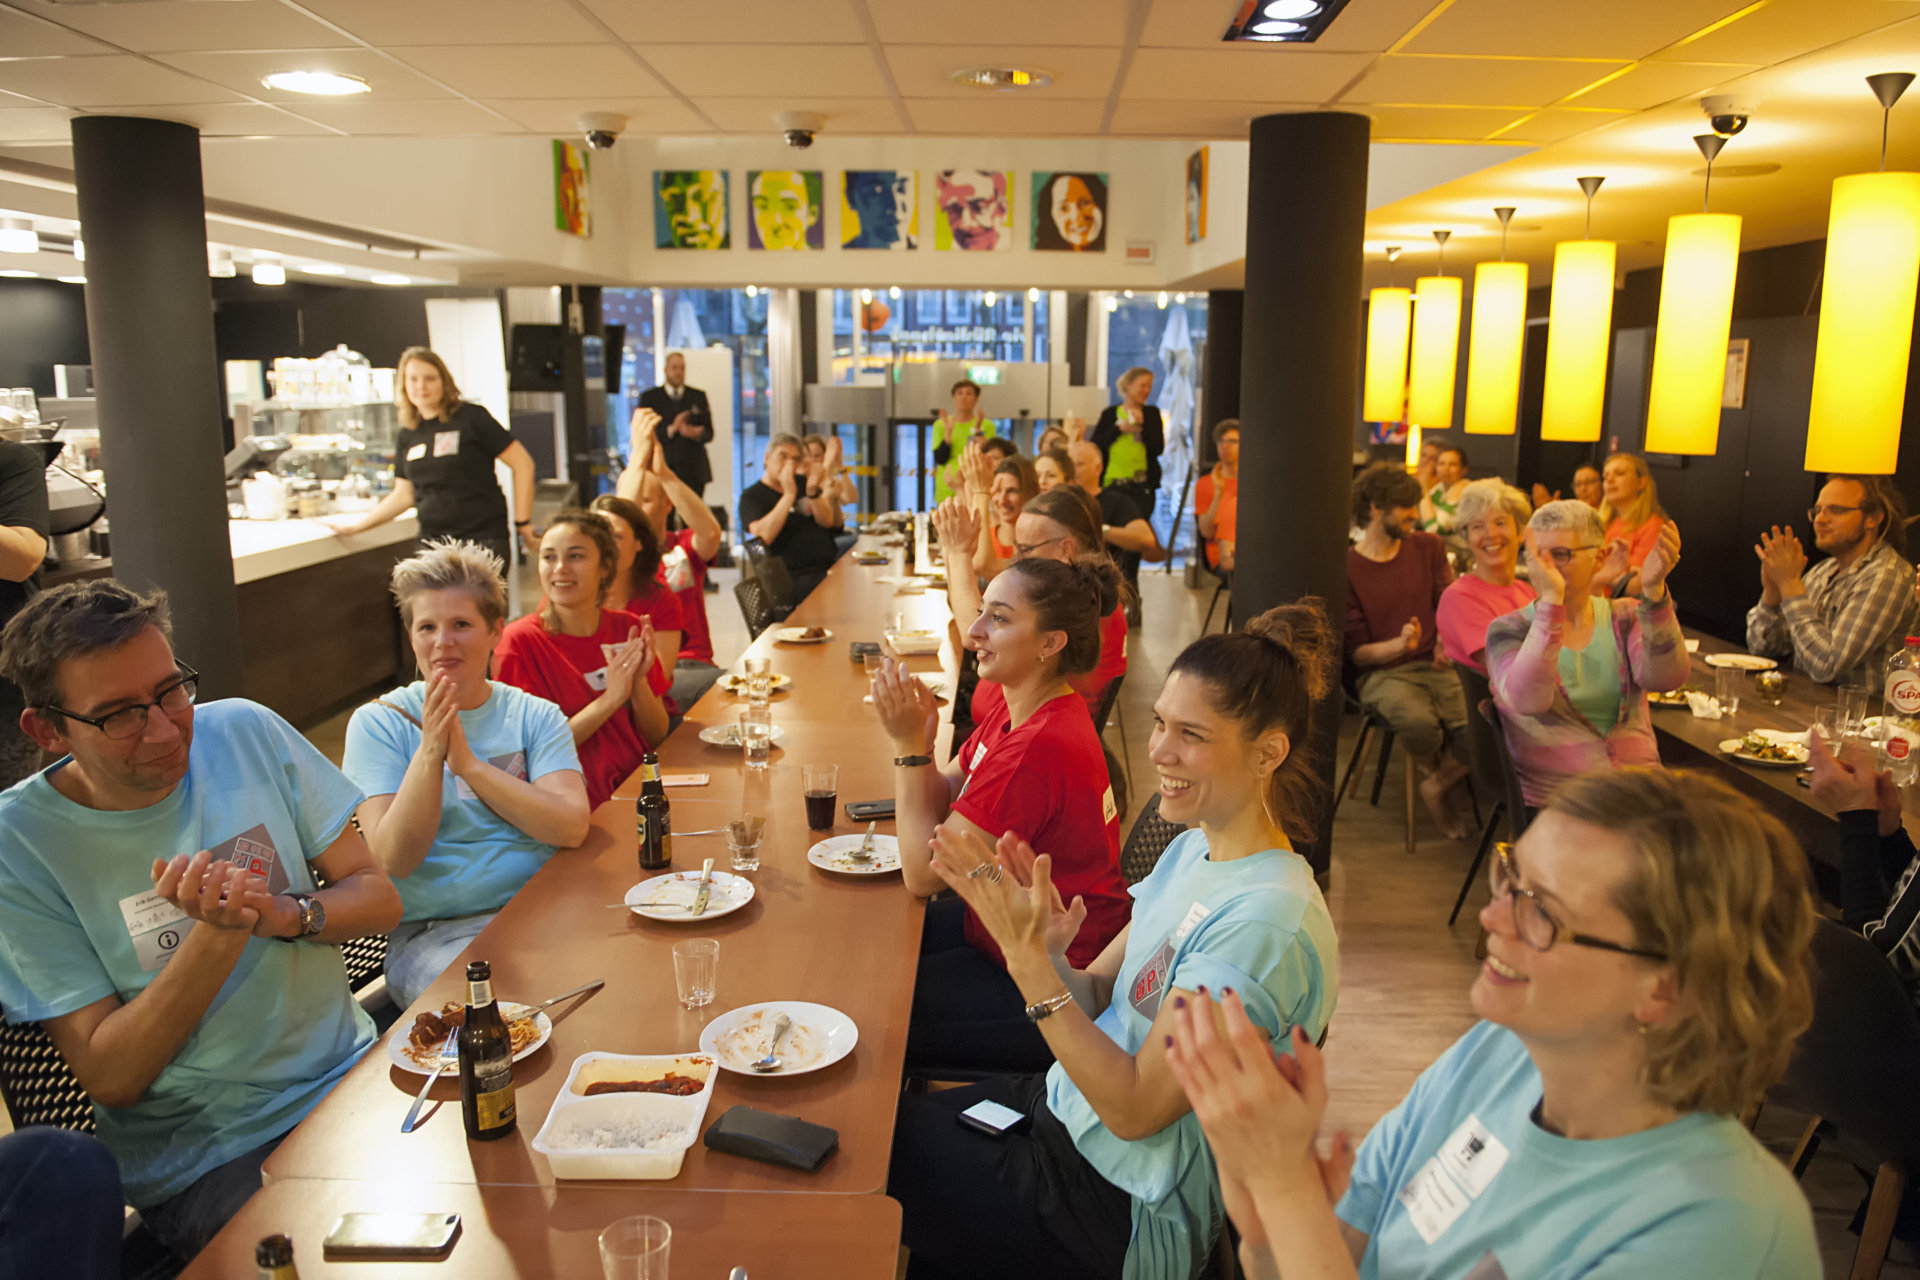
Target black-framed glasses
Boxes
[44,664,199,741]
[1808,504,1863,522]
[1489,844,1668,961]
[1015,535,1069,558]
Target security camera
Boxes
[1699,95,1753,138]
[578,112,627,151]
[775,110,826,151]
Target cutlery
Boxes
[690,858,716,916]
[519,978,604,1019]
[400,1032,458,1133]
[750,1014,793,1073]
[851,821,877,863]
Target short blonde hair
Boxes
[395,347,464,429]
[1546,769,1816,1116]
[1116,365,1153,394]
[1453,478,1529,531]
[390,539,506,632]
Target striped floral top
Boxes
[1484,595,1691,806]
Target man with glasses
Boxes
[1747,474,1919,687]
[0,580,401,1265]
[741,433,843,603]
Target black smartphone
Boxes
[958,1098,1030,1138]
[323,1212,461,1259]
[846,798,896,821]
[850,640,882,660]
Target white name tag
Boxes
[118,888,193,973]
[584,666,609,692]
[972,742,988,770]
[1173,900,1210,941]
[1396,1113,1508,1245]
[405,443,426,461]
[1398,1158,1471,1245]
[1437,1115,1509,1198]
[433,430,460,457]
[1102,785,1118,825]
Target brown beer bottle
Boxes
[457,959,516,1141]
[637,751,672,871]
[255,1234,299,1279]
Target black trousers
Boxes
[890,1074,1133,1280]
[906,899,1055,1075]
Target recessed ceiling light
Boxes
[302,263,348,275]
[0,218,38,255]
[57,276,85,284]
[952,67,1053,92]
[1225,0,1349,42]
[888,286,901,299]
[209,246,236,278]
[1264,0,1321,17]
[0,270,36,279]
[371,274,412,286]
[71,238,84,262]
[251,261,286,286]
[262,70,371,97]
[1251,20,1305,34]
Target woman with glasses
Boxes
[1434,480,1533,676]
[1484,500,1689,807]
[1164,768,1819,1280]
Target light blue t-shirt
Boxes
[1336,1021,1819,1279]
[1045,829,1339,1280]
[341,680,579,925]
[1549,596,1622,734]
[0,699,375,1208]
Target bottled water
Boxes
[1881,636,1920,786]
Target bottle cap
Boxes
[466,959,490,981]
[256,1235,294,1267]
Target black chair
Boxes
[1450,668,1532,925]
[0,1010,93,1134]
[740,538,797,620]
[1093,675,1132,797]
[340,933,388,995]
[733,578,775,640]
[1783,919,1920,1280]
[1120,792,1188,886]
[1196,539,1231,635]
[1336,684,1415,857]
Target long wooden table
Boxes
[240,537,950,1257]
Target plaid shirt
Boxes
[1746,538,1919,688]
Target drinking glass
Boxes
[672,939,718,1010]
[744,656,773,707]
[803,763,839,830]
[740,707,773,770]
[600,1215,671,1280]
[863,651,885,690]
[1714,667,1741,725]
[1841,685,1873,739]
[1813,705,1841,751]
[1754,670,1786,707]
[727,814,766,872]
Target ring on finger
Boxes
[966,863,993,880]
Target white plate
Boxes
[1704,653,1778,671]
[697,723,789,749]
[774,627,833,644]
[624,870,756,921]
[863,674,948,704]
[714,672,792,694]
[1718,737,1810,768]
[698,1001,859,1076]
[388,1002,552,1074]
[885,629,942,656]
[807,833,902,876]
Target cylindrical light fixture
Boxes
[1808,72,1920,474]
[1362,286,1412,422]
[0,218,38,255]
[1464,207,1526,435]
[251,260,285,286]
[1541,179,1615,442]
[1645,213,1740,454]
[1404,421,1423,470]
[1407,230,1460,429]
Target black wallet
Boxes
[703,1105,839,1172]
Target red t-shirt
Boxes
[668,529,715,664]
[626,578,686,638]
[951,693,1130,969]
[494,607,670,808]
[968,605,1128,727]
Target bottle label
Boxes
[473,1080,516,1130]
[468,978,492,1007]
[1890,670,1920,716]
[1892,736,1912,761]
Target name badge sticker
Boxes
[584,666,610,692]
[1173,900,1210,942]
[1101,786,1118,825]
[971,743,988,770]
[118,887,194,973]
[1437,1115,1509,1199]
[433,430,460,457]
[1397,1158,1471,1245]
[405,443,426,461]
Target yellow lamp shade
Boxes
[1408,275,1462,428]
[1405,421,1423,470]
[1464,260,1528,435]
[1541,239,1616,441]
[1363,287,1412,422]
[1807,171,1920,474]
[1645,212,1742,455]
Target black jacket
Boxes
[640,384,714,493]
[1090,403,1165,491]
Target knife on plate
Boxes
[690,857,716,915]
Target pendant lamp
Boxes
[1644,135,1742,455]
[1541,177,1615,442]
[1363,246,1412,423]
[1465,207,1527,435]
[1807,72,1920,474]
[1408,230,1462,429]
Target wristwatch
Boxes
[894,754,933,768]
[285,892,326,940]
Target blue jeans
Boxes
[141,1133,285,1265]
[0,1127,123,1280]
[385,912,496,1009]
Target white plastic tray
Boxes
[530,1051,718,1180]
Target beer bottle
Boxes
[256,1234,300,1279]
[637,751,672,871]
[457,959,516,1141]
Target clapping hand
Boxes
[995,831,1088,960]
[932,496,981,559]
[961,438,994,495]
[1398,615,1422,657]
[1755,526,1807,598]
[1591,538,1631,595]
[603,623,655,703]
[1640,521,1682,598]
[1808,729,1903,836]
[773,452,800,498]
[150,850,269,934]
[928,823,1054,958]
[1530,483,1561,510]
[418,671,460,763]
[872,658,939,756]
[1524,527,1566,604]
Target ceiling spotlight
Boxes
[1265,0,1321,16]
[983,290,997,306]
[1027,286,1041,303]
[745,284,758,298]
[888,285,902,300]
[262,70,371,96]
[70,238,83,262]
[371,274,412,286]
[208,246,236,278]
[1157,291,1170,308]
[251,261,286,286]
[1251,20,1304,34]
[1122,290,1134,298]
[1226,0,1347,42]
[952,67,1053,91]
[57,275,85,284]
[860,288,873,304]
[0,219,38,255]
[1104,295,1119,312]
[302,263,347,276]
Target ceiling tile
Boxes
[91,102,339,137]
[1358,104,1536,140]
[867,0,1128,45]
[484,97,713,134]
[0,106,77,144]
[1567,60,1759,111]
[0,9,115,57]
[692,96,906,134]
[646,44,891,99]
[1106,98,1319,137]
[1404,0,1753,60]
[0,56,247,108]
[577,0,869,44]
[158,48,454,100]
[1121,47,1374,103]
[9,1,349,54]
[283,97,521,134]
[884,45,1122,99]
[903,96,1109,135]
[391,45,672,99]
[1341,54,1630,107]
[1139,0,1436,52]
[1488,106,1632,143]
[1648,0,1917,65]
[296,0,608,47]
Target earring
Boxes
[1635,1021,1650,1036]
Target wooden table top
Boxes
[262,536,954,1199]
[177,1180,901,1279]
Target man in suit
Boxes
[638,352,713,498]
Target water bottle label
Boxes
[1890,670,1920,716]
[1892,737,1912,760]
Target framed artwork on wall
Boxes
[843,171,917,249]
[747,170,823,250]
[1032,172,1108,252]
[932,169,1012,251]
[1186,147,1208,244]
[554,140,591,237]
[655,170,730,249]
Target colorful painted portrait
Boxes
[654,170,729,250]
[842,170,916,250]
[1186,147,1208,245]
[1032,171,1107,252]
[554,140,591,238]
[933,169,1012,252]
[747,170,823,251]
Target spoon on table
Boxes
[751,1014,793,1073]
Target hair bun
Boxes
[1245,597,1335,703]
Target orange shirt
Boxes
[1195,473,1238,569]
[1606,515,1663,569]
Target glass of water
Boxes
[672,939,718,1010]
[1714,667,1742,725]
[1813,704,1842,751]
[1841,685,1873,739]
[745,656,773,707]
[740,706,773,770]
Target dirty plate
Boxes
[698,1001,858,1076]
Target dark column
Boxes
[71,117,243,697]
[1235,112,1370,876]
[1200,289,1243,468]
